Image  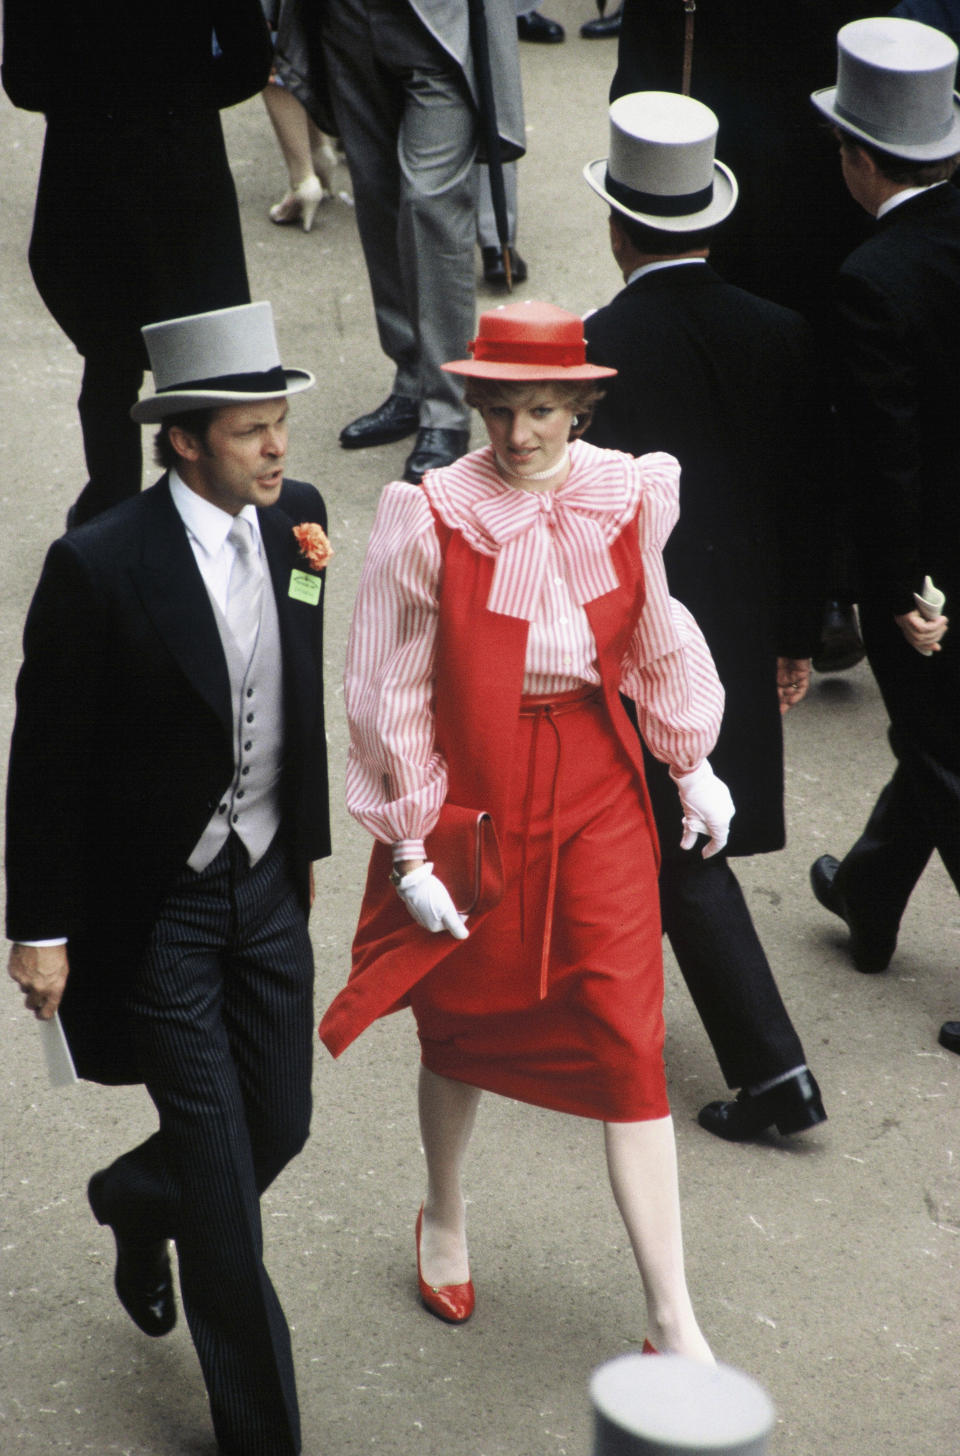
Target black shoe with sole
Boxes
[939,1021,960,1054]
[518,10,565,42]
[339,394,420,449]
[812,599,865,672]
[698,1070,827,1142]
[581,5,622,38]
[88,1171,176,1337]
[481,246,528,287]
[402,428,470,484]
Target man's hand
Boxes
[8,943,70,1020]
[894,608,948,655]
[777,657,812,715]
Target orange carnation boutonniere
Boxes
[288,523,332,606]
[292,522,333,572]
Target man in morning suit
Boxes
[317,0,525,482]
[582,92,829,1141]
[1,0,273,526]
[6,302,331,1455]
[808,18,960,1056]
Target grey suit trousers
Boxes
[321,0,477,429]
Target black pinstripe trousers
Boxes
[91,834,313,1456]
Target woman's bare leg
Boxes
[263,83,317,190]
[604,1116,714,1362]
[417,1065,482,1286]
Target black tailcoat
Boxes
[585,264,829,855]
[835,184,960,770]
[5,477,331,1082]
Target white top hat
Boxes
[131,301,315,423]
[584,91,738,233]
[591,1354,775,1456]
[811,16,960,161]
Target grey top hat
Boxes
[131,301,315,424]
[811,16,960,161]
[591,1354,775,1456]
[584,91,738,233]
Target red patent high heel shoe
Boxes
[415,1206,475,1323]
[642,1339,658,1354]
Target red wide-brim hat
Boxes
[442,301,617,382]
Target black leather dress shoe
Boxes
[88,1172,176,1337]
[810,854,894,973]
[481,246,528,287]
[812,599,865,672]
[402,428,470,483]
[698,1070,827,1142]
[339,394,420,450]
[939,1021,960,1054]
[517,10,565,42]
[581,4,622,38]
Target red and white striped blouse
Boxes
[345,440,724,859]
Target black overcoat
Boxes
[585,264,829,854]
[5,477,331,1083]
[1,0,272,361]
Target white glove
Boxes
[394,862,469,940]
[672,761,735,859]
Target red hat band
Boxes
[470,336,587,368]
[442,301,617,381]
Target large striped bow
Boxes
[471,474,629,621]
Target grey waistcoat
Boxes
[189,570,285,872]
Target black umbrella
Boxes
[681,0,697,95]
[468,0,513,289]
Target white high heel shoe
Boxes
[269,174,323,233]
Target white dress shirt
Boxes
[168,469,264,610]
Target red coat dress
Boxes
[319,444,724,1120]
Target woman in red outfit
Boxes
[320,302,733,1360]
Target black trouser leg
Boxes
[834,764,934,952]
[95,838,313,1456]
[835,738,960,946]
[659,850,806,1089]
[73,352,144,523]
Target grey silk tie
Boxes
[226,516,263,661]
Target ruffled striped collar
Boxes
[421,440,640,620]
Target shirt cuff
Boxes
[392,839,427,864]
[17,937,68,947]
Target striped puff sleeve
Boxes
[344,481,446,860]
[618,454,725,776]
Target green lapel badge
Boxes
[288,570,322,606]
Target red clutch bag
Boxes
[425,803,504,917]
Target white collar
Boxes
[626,257,708,286]
[169,469,262,558]
[877,180,947,220]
